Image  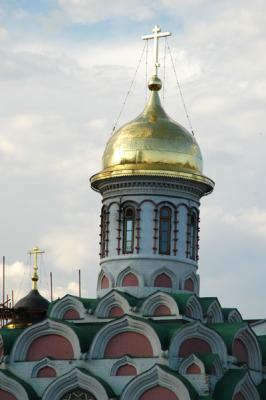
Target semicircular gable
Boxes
[183,273,199,295]
[89,316,161,359]
[31,357,57,378]
[0,371,33,400]
[42,368,110,400]
[110,356,138,376]
[179,354,205,375]
[206,300,224,323]
[185,296,203,321]
[150,268,178,290]
[97,269,114,291]
[169,322,228,365]
[96,290,130,318]
[49,295,86,320]
[10,319,81,362]
[121,365,194,400]
[116,268,143,287]
[141,292,179,317]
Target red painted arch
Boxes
[232,339,249,364]
[0,390,17,400]
[186,362,201,374]
[109,306,124,317]
[37,366,56,378]
[139,386,178,400]
[122,273,139,287]
[179,338,211,358]
[63,309,80,320]
[101,275,109,289]
[116,363,137,376]
[26,334,74,361]
[153,304,171,316]
[104,332,153,358]
[154,273,172,288]
[184,278,194,291]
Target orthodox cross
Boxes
[142,25,171,77]
[29,246,45,290]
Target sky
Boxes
[0,0,266,318]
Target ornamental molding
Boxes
[10,318,81,362]
[233,325,262,383]
[96,290,131,318]
[206,299,224,323]
[42,368,109,400]
[179,354,205,375]
[97,269,115,291]
[227,309,242,323]
[183,271,199,295]
[141,291,180,317]
[149,267,178,289]
[31,357,57,378]
[186,295,203,321]
[234,371,260,400]
[110,355,138,376]
[169,321,228,365]
[0,370,29,400]
[120,364,191,400]
[49,295,86,319]
[116,266,145,287]
[89,315,161,359]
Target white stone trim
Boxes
[141,292,180,317]
[169,321,228,365]
[0,370,29,400]
[227,309,242,323]
[49,295,86,319]
[116,267,144,287]
[31,357,57,378]
[10,319,81,362]
[89,315,161,359]
[121,364,191,400]
[110,356,138,376]
[96,290,131,318]
[233,326,262,384]
[182,272,199,295]
[179,354,205,375]
[97,269,115,291]
[42,368,109,400]
[206,300,224,323]
[150,267,178,289]
[234,372,260,400]
[186,295,203,321]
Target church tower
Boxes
[91,26,214,298]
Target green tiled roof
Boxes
[257,335,266,364]
[1,370,39,399]
[169,293,194,313]
[213,369,246,399]
[194,352,220,374]
[198,297,218,314]
[47,295,100,315]
[208,323,246,352]
[222,308,240,319]
[0,327,24,355]
[257,379,266,398]
[148,318,188,350]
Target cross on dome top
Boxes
[29,246,45,290]
[142,25,171,77]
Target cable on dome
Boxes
[111,41,147,135]
[166,38,195,136]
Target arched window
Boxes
[100,207,107,258]
[60,390,95,400]
[159,207,172,255]
[189,213,198,260]
[123,206,135,254]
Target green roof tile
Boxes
[213,369,246,399]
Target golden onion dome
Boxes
[91,76,214,193]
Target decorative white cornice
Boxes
[10,319,81,362]
[121,364,191,400]
[234,371,260,400]
[42,368,109,400]
[89,315,161,359]
[31,357,57,378]
[110,355,138,376]
[0,370,29,400]
[141,291,180,317]
[49,295,86,319]
[96,290,131,318]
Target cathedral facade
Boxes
[0,27,266,400]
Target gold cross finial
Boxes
[29,246,45,290]
[142,25,171,77]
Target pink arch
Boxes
[122,273,139,287]
[104,332,153,358]
[116,363,137,376]
[37,366,56,378]
[179,338,211,358]
[26,334,74,361]
[109,306,124,317]
[63,309,80,320]
[0,390,17,400]
[186,363,201,374]
[184,278,194,291]
[101,275,109,289]
[139,386,178,400]
[232,339,249,364]
[153,304,171,316]
[154,273,172,288]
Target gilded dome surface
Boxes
[102,90,203,176]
